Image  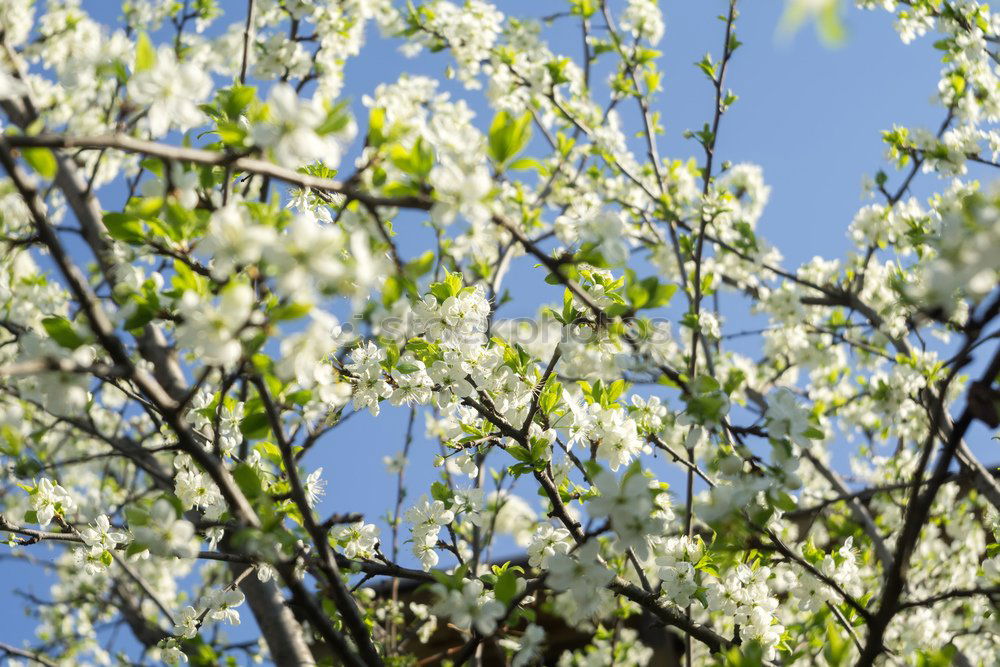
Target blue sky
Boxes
[1,0,963,658]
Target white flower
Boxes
[546,541,611,595]
[406,495,455,571]
[303,467,327,507]
[555,203,632,267]
[718,163,771,227]
[630,394,668,434]
[412,532,440,571]
[389,359,434,406]
[256,563,278,583]
[128,45,211,138]
[447,449,479,478]
[383,451,408,474]
[79,514,127,550]
[660,561,699,608]
[527,524,572,569]
[409,602,439,643]
[74,545,111,575]
[353,371,391,416]
[250,83,351,168]
[698,312,721,340]
[173,606,199,639]
[490,492,537,547]
[703,564,782,655]
[982,554,1000,584]
[336,521,379,559]
[765,388,815,448]
[589,469,647,524]
[140,163,200,209]
[568,404,645,472]
[410,0,503,87]
[0,70,28,100]
[430,162,493,226]
[588,468,665,560]
[201,203,277,280]
[29,478,73,527]
[132,499,198,559]
[428,360,475,404]
[512,623,545,667]
[346,341,385,376]
[657,535,705,568]
[174,455,225,520]
[432,579,506,635]
[621,0,665,44]
[705,572,741,616]
[159,639,189,665]
[406,496,455,531]
[175,283,255,367]
[216,401,244,457]
[204,589,245,626]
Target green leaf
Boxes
[539,379,562,414]
[382,180,419,198]
[233,463,264,500]
[488,110,533,166]
[493,568,520,604]
[722,368,746,396]
[718,641,765,667]
[160,494,185,518]
[316,100,352,136]
[405,337,440,365]
[126,195,164,219]
[430,481,452,503]
[389,137,434,179]
[816,1,847,45]
[606,379,627,404]
[162,200,198,241]
[23,148,57,179]
[779,0,846,48]
[124,506,149,527]
[570,0,595,18]
[134,33,157,73]
[218,84,256,120]
[256,441,283,469]
[271,302,312,321]
[823,621,849,666]
[382,275,403,307]
[125,542,148,557]
[41,316,86,349]
[772,490,797,512]
[102,212,145,243]
[123,302,156,332]
[507,156,541,171]
[240,412,270,440]
[286,389,313,406]
[507,444,533,463]
[648,283,678,309]
[444,272,463,296]
[428,272,464,303]
[368,107,387,147]
[215,122,249,147]
[172,259,208,296]
[404,250,435,279]
[382,340,400,369]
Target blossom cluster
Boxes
[1,0,1000,665]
